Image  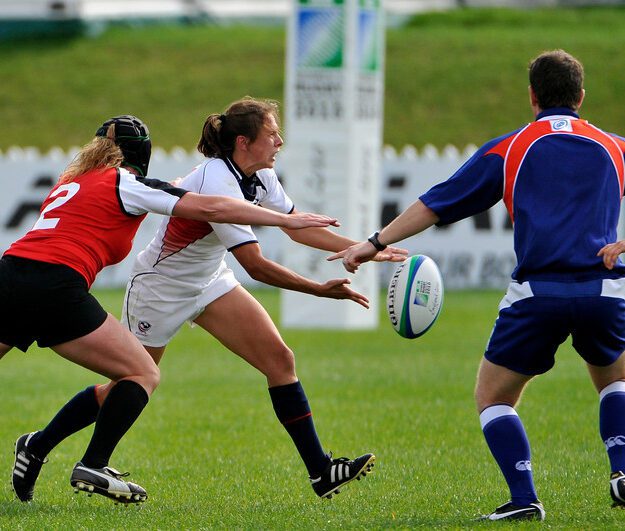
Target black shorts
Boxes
[0,256,108,352]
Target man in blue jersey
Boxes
[332,49,625,521]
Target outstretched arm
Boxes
[328,199,439,273]
[232,242,369,308]
[172,193,338,229]
[281,209,407,262]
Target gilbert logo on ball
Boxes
[387,255,444,339]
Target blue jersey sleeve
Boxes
[419,136,510,226]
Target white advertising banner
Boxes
[281,0,386,329]
[14,143,612,299]
[0,147,299,291]
[379,146,516,290]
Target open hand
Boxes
[598,240,625,270]
[327,241,378,273]
[371,245,408,263]
[287,212,340,230]
[317,278,370,308]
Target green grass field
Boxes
[0,288,622,529]
[3,7,625,150]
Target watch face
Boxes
[368,232,385,251]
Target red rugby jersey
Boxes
[5,167,184,286]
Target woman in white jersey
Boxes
[17,98,405,501]
[6,114,338,506]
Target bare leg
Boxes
[586,353,625,392]
[53,315,159,475]
[194,286,330,476]
[193,286,296,387]
[52,314,159,394]
[13,317,161,503]
[475,358,533,412]
[96,345,167,404]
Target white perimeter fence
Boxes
[0,143,524,290]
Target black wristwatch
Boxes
[367,231,387,252]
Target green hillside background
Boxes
[1,7,625,151]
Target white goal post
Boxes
[281,0,385,329]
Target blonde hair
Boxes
[60,124,124,183]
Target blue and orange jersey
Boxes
[420,108,625,282]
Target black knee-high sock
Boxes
[81,380,149,469]
[27,386,100,459]
[269,381,330,478]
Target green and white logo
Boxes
[358,9,380,72]
[413,280,432,307]
[296,5,344,69]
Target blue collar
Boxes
[535,107,580,121]
[222,157,266,202]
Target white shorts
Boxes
[122,261,239,347]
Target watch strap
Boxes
[367,231,387,251]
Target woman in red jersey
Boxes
[10,100,406,504]
[2,115,337,504]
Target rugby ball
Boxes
[387,255,444,339]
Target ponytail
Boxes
[197,113,229,158]
[197,97,280,159]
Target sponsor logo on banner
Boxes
[296,6,343,69]
[295,2,344,120]
[358,3,381,73]
[293,0,383,122]
[357,1,382,120]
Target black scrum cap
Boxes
[95,115,152,176]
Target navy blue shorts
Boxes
[485,279,625,375]
[0,255,108,352]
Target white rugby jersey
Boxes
[134,157,294,285]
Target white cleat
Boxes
[70,462,147,504]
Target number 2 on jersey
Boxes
[32,182,80,231]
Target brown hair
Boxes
[529,49,584,111]
[197,96,280,159]
[60,124,124,183]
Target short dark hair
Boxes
[529,50,584,111]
